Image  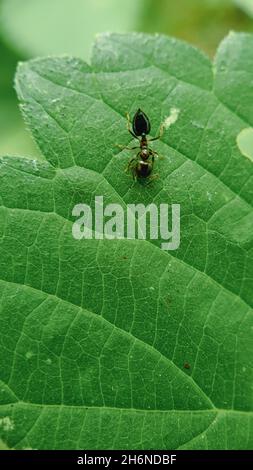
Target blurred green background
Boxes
[0,0,253,159]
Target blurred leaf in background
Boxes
[0,0,143,59]
[234,0,253,17]
[2,0,252,60]
[0,38,39,157]
[141,0,253,56]
[0,0,253,158]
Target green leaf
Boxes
[0,32,253,450]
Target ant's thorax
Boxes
[139,134,149,161]
[140,133,148,147]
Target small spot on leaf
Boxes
[0,417,15,432]
[237,127,253,162]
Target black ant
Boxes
[117,109,164,182]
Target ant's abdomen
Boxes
[137,161,152,178]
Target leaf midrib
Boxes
[1,401,253,415]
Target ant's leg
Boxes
[151,154,155,169]
[145,156,159,184]
[115,144,139,151]
[126,112,138,140]
[147,159,159,184]
[149,123,165,142]
[125,156,137,173]
[150,149,164,160]
[146,174,159,184]
[129,164,138,181]
[133,170,138,181]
